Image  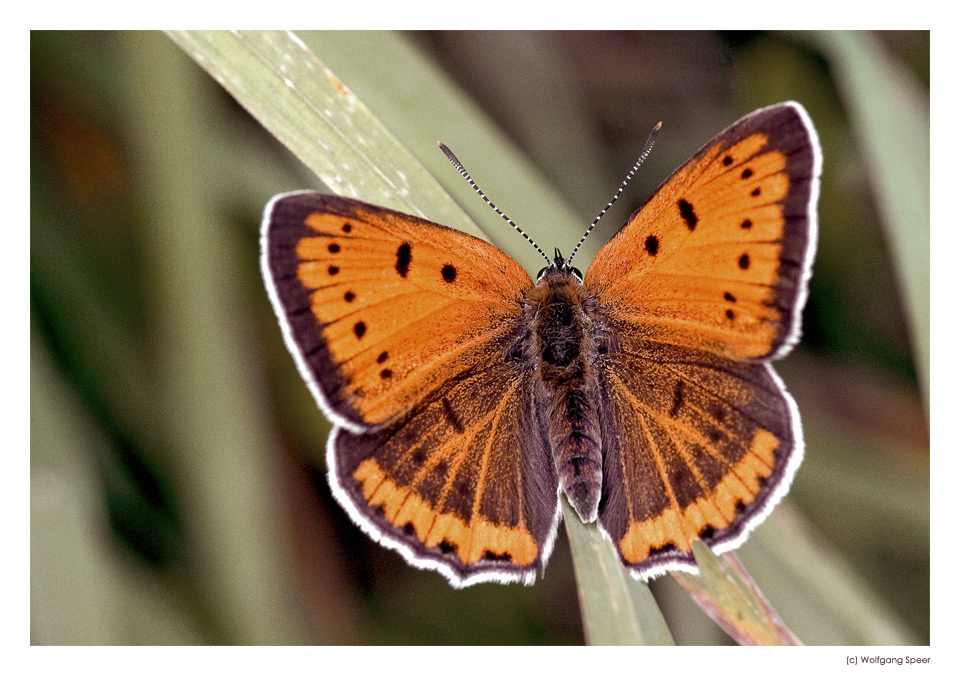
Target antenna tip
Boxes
[438,143,458,163]
[654,121,663,130]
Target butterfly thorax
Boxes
[524,264,604,523]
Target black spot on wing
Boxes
[645,235,659,256]
[678,199,698,232]
[395,242,412,278]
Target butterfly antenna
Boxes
[566,122,662,267]
[438,142,551,265]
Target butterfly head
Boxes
[537,247,583,284]
[439,134,661,289]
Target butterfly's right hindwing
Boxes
[593,333,802,580]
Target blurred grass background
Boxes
[30,30,929,645]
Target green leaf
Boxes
[563,501,674,645]
[672,542,801,645]
[167,30,479,236]
[739,504,921,645]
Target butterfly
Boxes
[260,101,821,587]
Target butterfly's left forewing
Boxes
[262,193,534,431]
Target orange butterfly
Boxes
[261,101,821,587]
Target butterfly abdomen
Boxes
[528,268,603,523]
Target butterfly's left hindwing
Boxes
[330,349,561,587]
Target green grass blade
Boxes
[673,543,801,645]
[298,31,587,275]
[739,504,921,645]
[563,501,675,645]
[167,30,478,236]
